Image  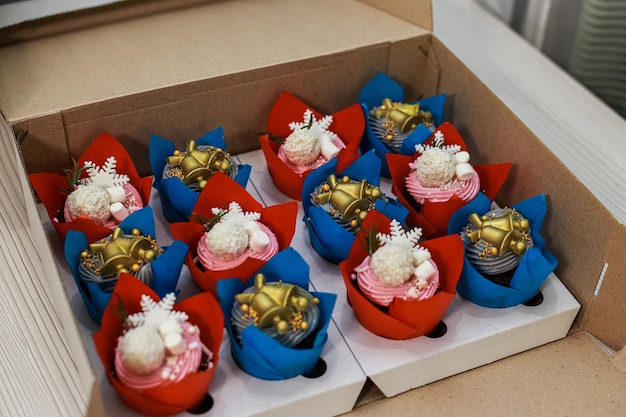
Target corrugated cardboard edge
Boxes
[429,35,626,350]
[0,0,225,46]
[5,112,105,417]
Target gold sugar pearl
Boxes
[341,176,349,183]
[350,220,358,228]
[322,184,331,192]
[131,264,140,273]
[132,229,141,236]
[386,134,394,141]
[241,304,249,313]
[173,150,181,156]
[80,251,89,259]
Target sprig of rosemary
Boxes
[257,130,285,145]
[61,158,86,195]
[358,223,380,256]
[192,206,230,232]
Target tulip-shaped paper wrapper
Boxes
[359,72,447,177]
[170,172,298,295]
[94,273,224,416]
[339,210,464,339]
[388,122,511,239]
[30,132,152,242]
[447,193,558,308]
[150,126,251,223]
[302,149,409,264]
[259,91,364,200]
[64,206,187,325]
[216,248,336,380]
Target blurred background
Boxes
[475,0,626,119]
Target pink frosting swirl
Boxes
[405,161,480,204]
[64,183,143,227]
[196,221,278,271]
[354,256,439,307]
[114,322,207,390]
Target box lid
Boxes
[0,0,431,126]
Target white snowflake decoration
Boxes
[81,156,130,188]
[212,201,261,224]
[288,109,339,144]
[126,293,188,328]
[414,130,461,156]
[377,219,423,249]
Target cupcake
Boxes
[405,129,480,205]
[195,201,279,271]
[359,72,446,177]
[461,207,533,280]
[216,248,336,380]
[448,193,558,308]
[302,149,408,264]
[259,92,364,200]
[30,132,152,242]
[64,206,187,324]
[78,226,162,293]
[309,173,387,235]
[150,127,251,223]
[169,172,298,294]
[231,273,321,348]
[387,122,511,239]
[354,219,439,307]
[94,274,223,416]
[114,292,213,391]
[368,97,435,153]
[277,108,346,175]
[63,156,144,227]
[339,210,464,340]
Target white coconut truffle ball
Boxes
[205,222,249,261]
[416,148,455,188]
[283,129,321,166]
[66,183,112,225]
[119,326,166,375]
[370,244,414,286]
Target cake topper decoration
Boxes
[164,140,235,190]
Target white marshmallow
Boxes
[164,332,187,356]
[107,186,127,203]
[110,202,130,222]
[243,220,262,236]
[414,260,436,282]
[455,162,475,181]
[159,319,183,337]
[453,151,470,164]
[412,248,432,266]
[320,136,340,160]
[249,230,270,252]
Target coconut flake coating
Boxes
[283,129,322,166]
[370,244,415,286]
[415,148,455,188]
[66,183,112,225]
[204,222,250,262]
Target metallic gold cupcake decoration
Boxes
[164,140,236,190]
[371,98,434,135]
[462,207,533,276]
[81,227,162,279]
[234,273,320,336]
[311,174,385,230]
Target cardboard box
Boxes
[1,0,624,415]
